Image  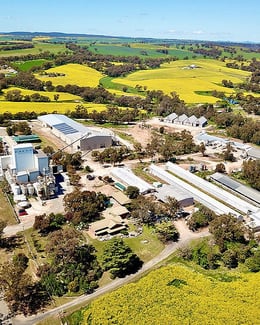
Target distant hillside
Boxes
[1,31,259,47]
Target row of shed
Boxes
[164,113,207,127]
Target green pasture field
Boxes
[12,59,49,71]
[113,59,252,103]
[86,43,195,59]
[0,42,68,57]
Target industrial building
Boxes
[245,147,260,160]
[0,142,55,200]
[210,172,260,206]
[38,114,116,151]
[111,167,155,194]
[196,132,250,150]
[149,163,243,217]
[0,143,49,184]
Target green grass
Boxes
[13,59,49,71]
[0,42,68,57]
[100,76,144,95]
[124,225,164,262]
[85,224,164,264]
[0,187,17,225]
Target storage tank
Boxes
[20,184,28,195]
[12,184,21,195]
[27,183,35,196]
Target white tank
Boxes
[27,184,35,196]
[20,184,28,195]
[12,184,21,195]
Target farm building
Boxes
[38,114,115,151]
[184,115,197,126]
[210,172,260,206]
[196,132,228,146]
[102,205,129,219]
[155,184,194,207]
[111,167,155,194]
[164,112,178,123]
[245,147,260,160]
[13,134,40,144]
[88,215,128,238]
[174,114,188,125]
[164,113,207,127]
[197,116,208,127]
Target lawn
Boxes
[113,59,252,104]
[85,225,164,264]
[36,63,103,87]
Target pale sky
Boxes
[0,0,259,42]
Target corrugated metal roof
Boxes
[38,114,113,141]
[111,167,154,194]
[155,184,193,203]
[211,172,260,205]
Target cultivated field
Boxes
[79,264,260,324]
[36,63,103,87]
[114,59,252,103]
[0,101,108,114]
[1,87,82,102]
[0,42,67,57]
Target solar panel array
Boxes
[54,123,78,135]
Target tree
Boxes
[0,260,50,315]
[222,249,238,268]
[215,163,226,173]
[209,214,246,252]
[131,196,162,226]
[192,239,220,269]
[164,196,180,219]
[187,204,216,231]
[63,189,108,225]
[245,248,260,272]
[100,238,143,278]
[155,221,179,243]
[198,142,206,156]
[0,220,7,243]
[242,160,260,191]
[54,94,60,102]
[126,186,140,199]
[40,227,101,295]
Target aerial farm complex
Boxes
[0,113,259,233]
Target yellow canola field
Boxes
[83,264,260,325]
[114,59,251,104]
[0,101,108,114]
[1,87,82,102]
[36,63,103,87]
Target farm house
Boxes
[38,114,116,151]
[111,167,155,194]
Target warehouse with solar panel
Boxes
[38,114,116,151]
